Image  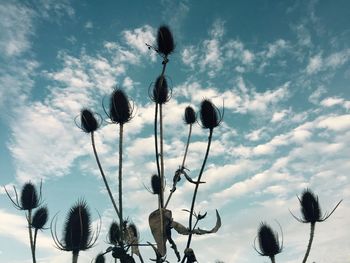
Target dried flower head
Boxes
[108,221,120,245]
[32,206,48,230]
[290,188,342,224]
[95,253,105,263]
[254,222,282,258]
[151,174,161,195]
[51,200,100,254]
[184,106,196,125]
[157,25,175,56]
[5,182,42,211]
[80,109,99,133]
[109,89,133,124]
[199,99,223,130]
[151,76,171,104]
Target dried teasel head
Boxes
[151,174,161,195]
[150,76,171,104]
[108,89,134,125]
[79,109,100,133]
[199,99,223,130]
[95,253,105,263]
[5,182,43,211]
[51,199,100,254]
[254,222,283,259]
[290,188,342,224]
[108,221,120,245]
[32,206,49,230]
[157,25,175,56]
[184,106,196,125]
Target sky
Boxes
[0,0,349,262]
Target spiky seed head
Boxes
[20,182,39,210]
[63,200,92,253]
[109,89,132,124]
[32,206,48,230]
[300,189,321,223]
[80,109,99,133]
[257,223,282,258]
[152,76,169,104]
[108,221,120,245]
[200,99,221,130]
[128,223,138,239]
[151,174,161,195]
[184,248,197,262]
[95,253,105,263]
[184,106,196,125]
[157,25,174,56]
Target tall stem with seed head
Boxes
[302,223,315,263]
[91,132,120,219]
[28,209,36,263]
[184,129,213,252]
[119,124,124,241]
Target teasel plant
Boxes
[147,25,174,258]
[51,199,101,263]
[290,188,342,263]
[254,222,283,263]
[4,181,45,263]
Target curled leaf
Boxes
[149,209,172,257]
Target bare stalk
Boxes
[91,132,120,218]
[270,255,276,263]
[72,251,79,263]
[302,223,315,263]
[28,209,36,263]
[119,124,124,241]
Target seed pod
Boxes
[152,76,169,104]
[151,174,161,195]
[199,99,221,130]
[80,109,99,133]
[257,222,282,258]
[32,206,48,230]
[108,221,120,245]
[109,89,133,124]
[184,106,196,125]
[21,182,39,210]
[157,25,174,56]
[95,253,105,263]
[300,189,321,223]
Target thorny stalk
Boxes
[91,132,121,219]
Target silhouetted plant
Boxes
[254,222,283,263]
[51,199,100,263]
[4,182,45,263]
[95,253,105,263]
[290,189,342,263]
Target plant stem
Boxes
[302,223,315,263]
[270,255,276,263]
[159,104,164,206]
[165,123,192,208]
[28,209,36,263]
[119,124,124,241]
[72,251,79,263]
[33,229,38,252]
[154,103,162,206]
[183,129,213,256]
[91,132,121,219]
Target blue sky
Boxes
[0,0,349,262]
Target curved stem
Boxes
[119,124,124,241]
[91,132,120,219]
[184,129,213,254]
[165,124,193,208]
[302,223,315,263]
[72,251,79,263]
[28,210,36,263]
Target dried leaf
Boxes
[149,209,172,256]
[171,221,190,235]
[193,209,221,235]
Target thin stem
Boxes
[302,223,315,263]
[72,251,79,263]
[270,255,276,263]
[33,228,38,252]
[183,129,213,256]
[119,124,124,242]
[28,209,36,263]
[91,132,121,219]
[154,104,162,205]
[165,124,193,208]
[159,104,165,207]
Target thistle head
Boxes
[20,182,40,210]
[254,222,282,258]
[151,76,171,104]
[199,99,223,130]
[151,174,161,195]
[184,106,196,125]
[108,221,120,245]
[157,25,175,56]
[290,188,342,224]
[109,89,133,124]
[79,109,99,133]
[51,199,100,254]
[32,206,48,230]
[95,253,105,263]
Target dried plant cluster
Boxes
[4,25,342,263]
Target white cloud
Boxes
[85,21,93,29]
[306,54,323,74]
[317,114,350,131]
[271,109,290,123]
